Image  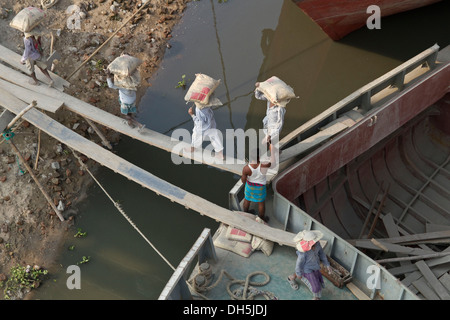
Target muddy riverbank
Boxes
[0,0,189,299]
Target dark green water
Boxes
[33,0,449,299]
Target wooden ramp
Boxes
[0,62,250,175]
[0,86,297,248]
[0,44,70,92]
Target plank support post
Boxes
[8,139,64,221]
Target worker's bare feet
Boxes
[28,78,39,86]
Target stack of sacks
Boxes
[213,211,274,258]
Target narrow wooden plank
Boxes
[349,230,450,246]
[415,260,450,300]
[426,223,450,233]
[382,213,401,237]
[0,86,297,247]
[439,273,450,292]
[389,254,450,276]
[0,43,69,91]
[0,78,63,113]
[0,63,249,177]
[346,282,371,300]
[412,278,440,300]
[354,240,434,256]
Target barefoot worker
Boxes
[184,73,224,159]
[287,230,332,300]
[20,30,54,87]
[240,148,272,222]
[186,103,224,159]
[254,76,298,159]
[106,54,145,130]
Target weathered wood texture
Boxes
[0,87,297,247]
[0,43,70,91]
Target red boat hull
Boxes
[292,0,442,40]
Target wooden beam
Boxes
[0,43,69,91]
[0,63,250,177]
[0,86,297,247]
[349,230,450,246]
[0,78,63,113]
[415,260,450,300]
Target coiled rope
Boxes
[70,148,176,271]
[188,264,278,300]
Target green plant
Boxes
[175,74,187,89]
[74,228,87,238]
[68,245,75,251]
[78,256,90,265]
[3,265,48,299]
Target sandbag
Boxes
[107,54,142,78]
[194,94,222,110]
[256,76,297,107]
[185,73,220,105]
[226,226,252,243]
[214,224,253,258]
[250,217,274,256]
[113,70,141,91]
[10,7,46,33]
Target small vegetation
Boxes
[175,74,187,89]
[2,265,48,300]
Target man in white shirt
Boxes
[186,104,224,159]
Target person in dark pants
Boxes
[287,230,332,300]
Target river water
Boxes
[34,0,449,299]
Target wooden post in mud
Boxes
[5,101,37,131]
[66,0,151,80]
[6,138,64,222]
[83,117,113,150]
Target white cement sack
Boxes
[250,217,274,256]
[185,73,220,105]
[226,226,252,243]
[10,7,46,33]
[113,69,141,91]
[214,224,253,258]
[257,76,297,107]
[107,54,143,78]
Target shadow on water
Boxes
[340,1,450,60]
[32,0,449,300]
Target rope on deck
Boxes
[70,148,176,271]
[188,266,278,300]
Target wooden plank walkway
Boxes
[0,44,70,92]
[0,79,63,113]
[0,86,297,247]
[0,63,247,176]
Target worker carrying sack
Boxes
[107,54,142,78]
[10,7,46,33]
[256,76,298,107]
[185,73,220,105]
[113,69,141,91]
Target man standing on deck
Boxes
[20,30,54,87]
[240,148,272,222]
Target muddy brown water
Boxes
[33,0,449,299]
